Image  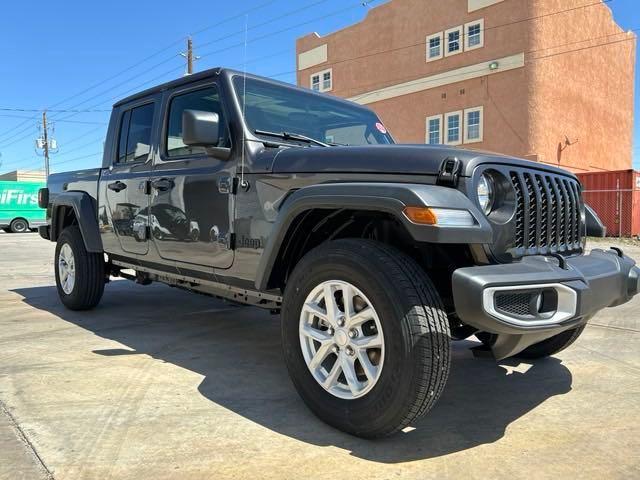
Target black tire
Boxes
[517,325,586,359]
[9,218,29,233]
[54,226,105,311]
[281,239,451,438]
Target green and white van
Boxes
[0,181,46,233]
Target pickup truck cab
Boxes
[39,68,640,438]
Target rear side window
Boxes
[116,103,155,163]
[166,86,228,158]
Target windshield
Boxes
[233,76,394,146]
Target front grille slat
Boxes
[507,169,583,257]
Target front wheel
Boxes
[55,226,105,310]
[281,239,451,438]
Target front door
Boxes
[149,83,234,269]
[104,100,156,255]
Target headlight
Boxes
[477,173,495,214]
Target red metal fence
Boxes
[577,170,640,238]
[582,189,639,237]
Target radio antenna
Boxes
[240,14,249,189]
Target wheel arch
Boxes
[255,182,491,291]
[50,192,103,252]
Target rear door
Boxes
[148,82,234,269]
[102,98,157,255]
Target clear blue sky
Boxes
[0,0,638,174]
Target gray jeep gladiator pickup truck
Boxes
[39,68,640,438]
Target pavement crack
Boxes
[590,323,640,334]
[0,398,55,480]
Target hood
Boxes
[268,144,575,178]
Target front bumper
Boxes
[452,249,640,358]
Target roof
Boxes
[112,67,373,113]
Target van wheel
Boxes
[55,226,105,310]
[281,239,451,438]
[517,326,586,359]
[9,218,29,233]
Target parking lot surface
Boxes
[1,232,639,480]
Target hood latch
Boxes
[437,157,462,187]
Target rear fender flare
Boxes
[50,192,103,253]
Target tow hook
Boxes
[610,247,624,258]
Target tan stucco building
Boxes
[296,0,636,172]
[0,170,46,182]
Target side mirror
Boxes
[182,109,220,147]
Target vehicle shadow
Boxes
[12,282,573,463]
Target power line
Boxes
[198,0,377,60]
[198,0,332,51]
[0,107,111,113]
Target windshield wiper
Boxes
[254,129,330,148]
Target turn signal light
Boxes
[403,207,476,226]
[403,207,438,225]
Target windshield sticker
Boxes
[375,122,387,134]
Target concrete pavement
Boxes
[1,232,639,479]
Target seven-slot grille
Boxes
[510,171,583,255]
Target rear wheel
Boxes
[281,239,451,438]
[55,226,105,310]
[517,326,586,359]
[9,218,29,233]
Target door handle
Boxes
[107,181,127,192]
[151,178,174,192]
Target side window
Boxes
[117,111,131,163]
[116,103,155,163]
[166,86,228,158]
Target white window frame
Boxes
[444,25,464,57]
[426,32,443,62]
[310,68,332,92]
[465,19,485,51]
[425,114,443,144]
[464,106,484,143]
[444,111,463,146]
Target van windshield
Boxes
[232,76,394,147]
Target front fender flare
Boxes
[50,192,103,253]
[255,182,492,290]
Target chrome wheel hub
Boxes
[58,243,76,295]
[299,280,385,400]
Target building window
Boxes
[445,111,463,145]
[426,32,443,62]
[310,68,332,92]
[464,106,483,143]
[426,115,443,144]
[311,75,320,91]
[465,19,484,50]
[445,26,463,56]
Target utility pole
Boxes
[187,37,194,75]
[180,37,200,75]
[35,111,57,179]
[42,111,50,179]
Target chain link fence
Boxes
[582,188,638,238]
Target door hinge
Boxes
[143,180,152,195]
[228,233,236,250]
[218,177,238,195]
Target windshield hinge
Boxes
[437,157,462,187]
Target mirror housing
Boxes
[182,109,231,160]
[182,109,220,147]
